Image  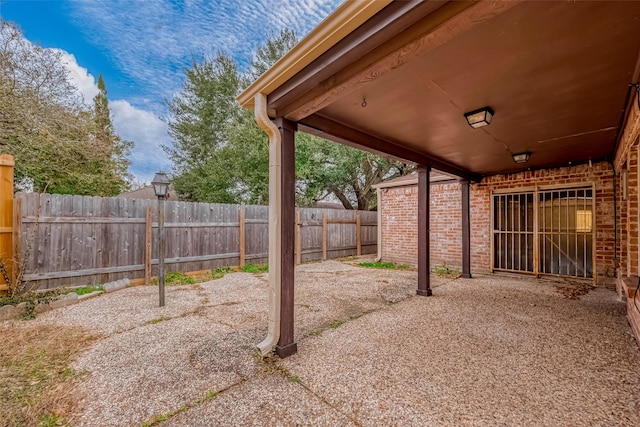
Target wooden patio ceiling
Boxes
[251,1,640,181]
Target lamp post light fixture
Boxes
[151,171,170,307]
[464,107,494,128]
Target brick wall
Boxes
[472,162,616,285]
[379,181,462,268]
[626,145,639,276]
[615,91,640,348]
[379,162,616,285]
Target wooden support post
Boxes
[417,165,432,296]
[461,179,472,278]
[144,205,152,285]
[275,118,297,358]
[0,154,15,292]
[295,210,301,265]
[239,208,246,268]
[356,213,362,256]
[322,212,328,261]
[12,198,22,285]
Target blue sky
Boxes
[0,0,342,184]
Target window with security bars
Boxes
[492,187,593,279]
[538,188,593,278]
[493,192,535,272]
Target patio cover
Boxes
[237,0,640,356]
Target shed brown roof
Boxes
[118,186,179,200]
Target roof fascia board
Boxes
[372,178,418,189]
[372,176,458,189]
[237,0,392,109]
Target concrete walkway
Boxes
[26,260,640,426]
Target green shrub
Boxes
[240,263,268,273]
[211,266,232,280]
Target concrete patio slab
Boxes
[7,260,638,426]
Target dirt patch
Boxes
[0,323,96,426]
[554,280,595,299]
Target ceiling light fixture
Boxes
[512,152,531,163]
[464,107,494,128]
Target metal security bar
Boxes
[492,192,535,273]
[538,188,593,278]
[492,186,594,279]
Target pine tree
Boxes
[90,74,132,195]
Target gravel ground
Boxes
[7,259,640,426]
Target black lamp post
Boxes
[151,171,170,307]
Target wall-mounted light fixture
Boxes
[512,152,531,163]
[464,107,494,128]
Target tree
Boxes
[165,29,412,208]
[0,20,131,195]
[164,53,243,202]
[90,75,132,195]
[296,137,413,210]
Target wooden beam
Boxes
[327,218,357,224]
[299,114,481,182]
[275,118,297,358]
[417,165,432,296]
[278,1,520,121]
[460,179,472,278]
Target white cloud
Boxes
[13,25,169,185]
[67,0,342,108]
[110,100,172,184]
[56,50,171,183]
[58,51,100,103]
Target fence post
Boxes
[12,198,22,285]
[145,205,152,285]
[356,213,362,256]
[0,154,14,291]
[322,212,328,261]
[295,210,301,265]
[239,208,246,268]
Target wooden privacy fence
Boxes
[1,189,377,290]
